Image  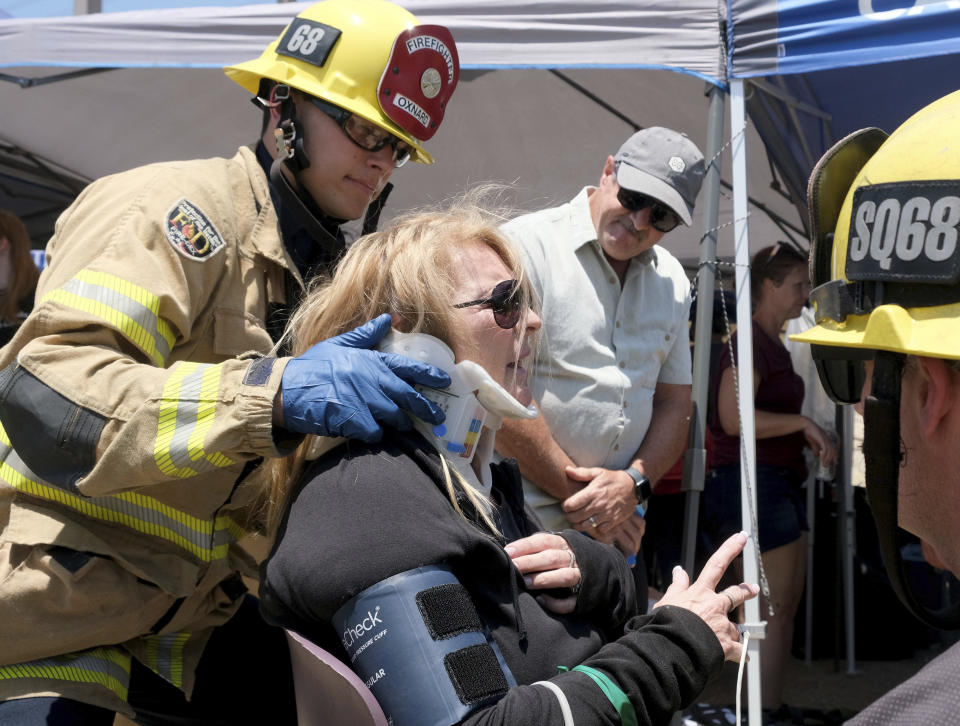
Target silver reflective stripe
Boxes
[0,425,246,563]
[142,632,190,689]
[42,269,176,366]
[155,362,234,479]
[0,646,131,702]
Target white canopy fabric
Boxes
[0,1,726,81]
[0,3,800,268]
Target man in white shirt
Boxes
[498,127,705,575]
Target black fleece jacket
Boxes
[260,430,723,726]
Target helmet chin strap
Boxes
[864,351,960,629]
[268,85,393,257]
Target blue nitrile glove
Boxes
[280,314,450,443]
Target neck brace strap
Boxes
[864,351,960,629]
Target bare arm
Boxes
[716,366,836,461]
[496,403,581,500]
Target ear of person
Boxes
[913,357,955,439]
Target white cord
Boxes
[533,680,575,726]
[735,631,751,725]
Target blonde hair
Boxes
[259,196,535,534]
[0,211,39,324]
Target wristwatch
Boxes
[625,466,651,507]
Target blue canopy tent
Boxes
[1,2,960,723]
[712,4,960,719]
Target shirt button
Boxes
[623,401,628,408]
[609,276,616,284]
[615,321,621,328]
[665,333,671,341]
[619,361,626,369]
[613,444,620,451]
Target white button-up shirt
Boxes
[501,187,692,527]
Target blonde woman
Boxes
[259,200,757,726]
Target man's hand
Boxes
[599,513,646,559]
[277,314,451,443]
[562,466,637,534]
[654,531,759,662]
[505,532,580,614]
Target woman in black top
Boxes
[709,243,837,712]
[258,200,758,726]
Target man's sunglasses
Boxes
[453,279,522,330]
[616,188,682,233]
[308,97,413,168]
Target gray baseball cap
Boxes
[613,127,705,226]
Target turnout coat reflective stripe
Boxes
[0,146,303,715]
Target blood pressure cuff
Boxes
[331,565,516,726]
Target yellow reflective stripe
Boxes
[0,646,131,702]
[0,425,247,563]
[142,632,191,689]
[41,269,175,366]
[155,363,235,478]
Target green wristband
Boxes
[557,664,638,726]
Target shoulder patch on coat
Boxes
[165,198,226,260]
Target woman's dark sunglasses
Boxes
[616,188,682,233]
[308,97,413,168]
[453,279,522,330]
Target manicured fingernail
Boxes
[504,546,516,557]
[672,565,683,579]
[523,577,533,587]
[626,555,637,567]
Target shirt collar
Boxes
[569,186,658,268]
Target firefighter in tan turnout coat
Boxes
[0,1,460,722]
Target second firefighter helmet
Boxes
[792,89,960,403]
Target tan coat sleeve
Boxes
[0,155,293,498]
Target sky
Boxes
[0,0,256,19]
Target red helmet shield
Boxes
[378,25,460,141]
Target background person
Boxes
[495,126,706,595]
[707,243,837,713]
[0,1,459,723]
[790,88,960,725]
[0,210,39,347]
[258,200,758,726]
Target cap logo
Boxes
[846,181,960,283]
[668,156,686,173]
[420,68,442,99]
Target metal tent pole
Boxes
[841,405,858,674]
[805,470,816,663]
[681,82,726,575]
[730,79,764,726]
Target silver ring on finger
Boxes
[567,549,576,569]
[723,590,738,612]
[588,516,598,529]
